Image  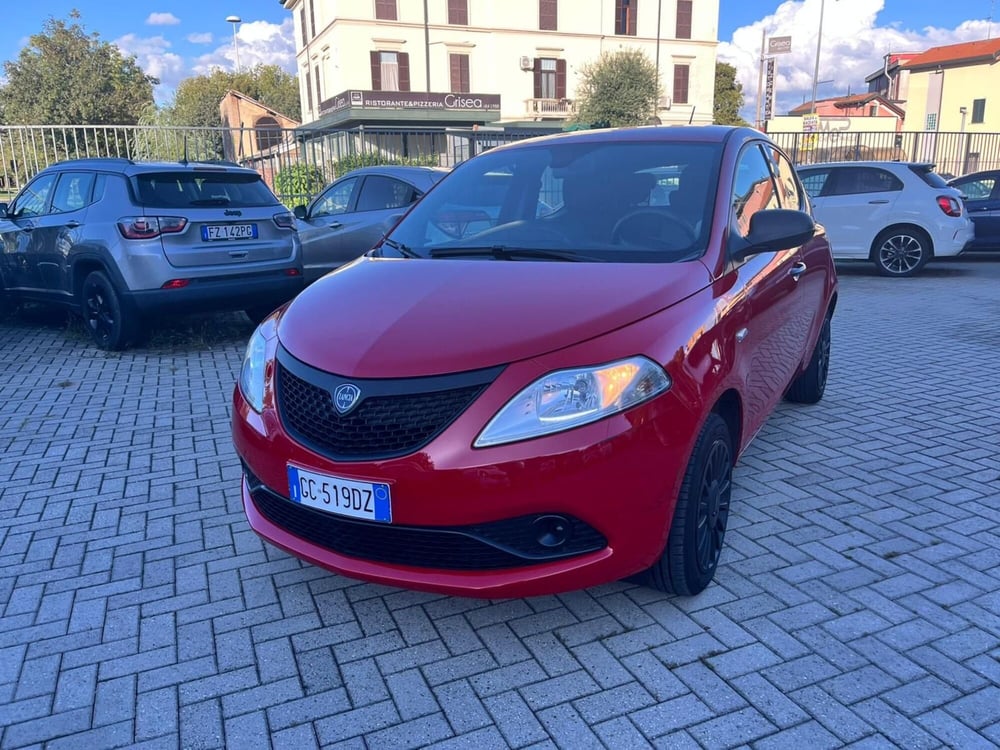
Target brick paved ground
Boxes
[1,258,999,749]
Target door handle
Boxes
[329,221,343,229]
[868,199,890,204]
[789,261,807,280]
[735,327,749,343]
[65,221,81,229]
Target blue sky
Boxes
[0,1,996,111]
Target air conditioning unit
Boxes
[519,56,533,71]
[659,95,672,110]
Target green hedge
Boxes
[331,152,440,178]
[273,163,326,204]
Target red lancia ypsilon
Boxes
[233,126,838,598]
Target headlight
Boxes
[238,327,268,413]
[474,356,671,447]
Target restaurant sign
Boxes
[320,90,502,116]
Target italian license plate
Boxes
[287,464,392,523]
[202,223,258,241]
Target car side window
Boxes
[312,177,358,218]
[767,148,801,211]
[732,144,780,239]
[355,176,416,213]
[955,177,995,200]
[798,169,829,199]
[827,167,903,196]
[11,173,58,218]
[51,172,97,213]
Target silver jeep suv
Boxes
[0,157,304,349]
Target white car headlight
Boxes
[474,356,671,448]
[238,327,268,413]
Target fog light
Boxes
[533,515,572,548]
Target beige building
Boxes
[280,0,719,129]
[901,38,1000,133]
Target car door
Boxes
[32,170,96,292]
[952,173,1000,250]
[0,172,58,291]
[730,143,813,438]
[809,166,903,258]
[337,174,421,257]
[297,175,360,282]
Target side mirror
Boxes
[0,202,8,218]
[293,205,307,220]
[731,209,816,260]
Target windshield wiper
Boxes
[428,245,604,262]
[380,238,420,258]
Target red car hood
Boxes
[277,257,711,377]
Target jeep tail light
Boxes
[936,196,962,217]
[117,216,188,239]
[273,211,296,230]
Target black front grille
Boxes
[247,478,607,571]
[275,348,500,461]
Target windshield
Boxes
[387,139,723,263]
[132,171,279,208]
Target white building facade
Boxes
[281,0,720,129]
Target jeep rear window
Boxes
[908,165,949,188]
[133,172,278,208]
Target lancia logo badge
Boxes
[333,384,362,414]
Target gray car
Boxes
[0,157,303,349]
[294,166,447,282]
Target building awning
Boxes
[298,89,504,130]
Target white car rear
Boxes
[797,161,974,276]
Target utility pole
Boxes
[424,0,431,92]
[756,28,766,128]
[810,0,827,114]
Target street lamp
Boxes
[226,15,242,73]
[809,0,827,114]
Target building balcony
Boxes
[525,98,577,119]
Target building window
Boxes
[375,0,397,21]
[615,0,637,35]
[533,58,566,100]
[972,98,986,124]
[308,0,316,37]
[673,64,690,104]
[255,117,283,151]
[304,69,313,112]
[370,51,410,92]
[299,8,308,45]
[676,0,692,39]
[539,0,557,30]
[314,65,322,109]
[450,54,470,93]
[448,0,468,25]
[869,104,877,117]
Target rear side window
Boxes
[798,169,829,199]
[355,176,418,212]
[826,167,903,196]
[133,171,277,208]
[908,165,949,188]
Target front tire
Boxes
[81,271,138,351]
[642,413,734,596]
[872,226,931,277]
[786,315,831,404]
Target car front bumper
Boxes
[232,377,698,598]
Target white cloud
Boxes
[193,19,296,75]
[187,32,213,44]
[146,12,181,26]
[115,33,185,103]
[719,0,994,120]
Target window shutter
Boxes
[673,64,689,104]
[533,58,543,98]
[556,59,567,99]
[539,0,557,30]
[628,0,637,35]
[305,69,313,111]
[448,0,469,25]
[676,0,692,39]
[370,51,382,91]
[375,0,397,21]
[460,56,470,92]
[398,52,411,92]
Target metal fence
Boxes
[3,124,1000,205]
[0,124,553,206]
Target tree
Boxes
[169,65,302,129]
[573,49,661,128]
[713,62,749,127]
[0,10,156,125]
